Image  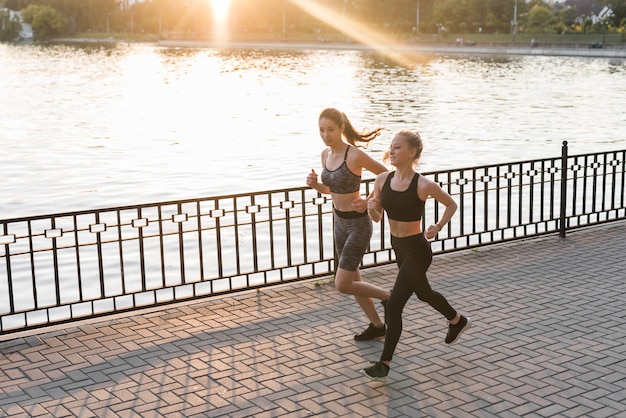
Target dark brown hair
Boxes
[319,108,383,148]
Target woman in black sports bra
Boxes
[306,108,390,341]
[361,130,472,381]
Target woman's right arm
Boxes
[307,169,330,194]
[367,173,386,223]
[306,151,331,194]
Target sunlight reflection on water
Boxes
[1,43,625,219]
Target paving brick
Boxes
[2,222,626,417]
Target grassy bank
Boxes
[434,32,625,46]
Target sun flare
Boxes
[210,0,231,24]
[291,0,421,68]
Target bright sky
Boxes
[210,0,230,24]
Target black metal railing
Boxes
[1,142,624,335]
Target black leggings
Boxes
[381,233,457,362]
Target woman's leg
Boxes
[333,214,389,332]
[361,243,415,380]
[335,267,385,327]
[408,235,471,345]
[410,235,456,321]
[333,214,390,303]
[363,235,470,379]
[381,234,455,362]
[334,267,390,302]
[379,255,417,362]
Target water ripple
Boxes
[1,43,624,219]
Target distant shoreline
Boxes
[160,40,626,59]
[51,37,626,59]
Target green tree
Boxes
[433,0,466,32]
[483,0,516,33]
[3,0,620,40]
[527,4,552,33]
[431,0,522,33]
[556,7,578,29]
[20,4,67,39]
[0,8,22,41]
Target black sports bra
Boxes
[381,172,425,222]
[320,147,361,194]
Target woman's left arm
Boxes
[354,149,388,175]
[422,177,457,240]
[351,149,388,212]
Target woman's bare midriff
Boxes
[331,191,365,213]
[389,219,423,238]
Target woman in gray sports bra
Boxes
[306,108,391,341]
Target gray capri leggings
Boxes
[333,209,372,272]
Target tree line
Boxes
[2,0,625,41]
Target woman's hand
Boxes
[351,197,367,212]
[367,196,380,212]
[424,223,441,240]
[367,196,383,222]
[306,169,318,187]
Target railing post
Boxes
[560,141,568,238]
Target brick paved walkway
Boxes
[1,222,625,418]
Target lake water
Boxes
[1,42,625,220]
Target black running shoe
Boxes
[445,315,472,344]
[354,323,386,341]
[360,361,389,381]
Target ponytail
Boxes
[319,108,383,148]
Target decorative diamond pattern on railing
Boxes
[0,234,16,245]
[172,213,188,223]
[210,208,225,218]
[245,204,261,214]
[89,223,107,233]
[45,228,63,239]
[132,218,148,228]
[313,196,327,205]
[1,144,624,335]
[280,200,294,210]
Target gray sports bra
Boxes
[320,147,361,194]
